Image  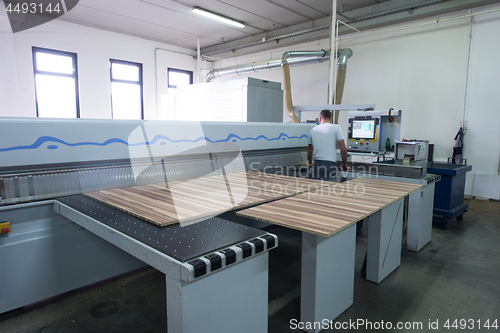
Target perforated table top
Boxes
[56,195,266,262]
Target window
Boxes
[168,68,193,89]
[110,59,144,120]
[32,47,79,118]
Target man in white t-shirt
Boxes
[307,110,348,181]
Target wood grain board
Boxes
[236,178,422,237]
[83,171,329,226]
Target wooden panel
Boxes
[83,172,328,227]
[237,179,422,237]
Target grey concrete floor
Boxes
[0,210,498,333]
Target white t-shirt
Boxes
[308,123,345,162]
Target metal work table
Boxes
[337,161,441,252]
[238,178,421,333]
[55,195,278,333]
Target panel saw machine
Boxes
[0,116,439,331]
[0,118,320,332]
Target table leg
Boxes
[366,199,404,283]
[441,217,450,230]
[300,225,356,333]
[166,253,269,333]
[407,184,435,252]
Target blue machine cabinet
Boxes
[428,159,472,230]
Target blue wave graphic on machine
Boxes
[0,133,309,152]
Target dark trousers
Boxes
[312,160,337,181]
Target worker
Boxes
[307,110,348,181]
[307,110,361,235]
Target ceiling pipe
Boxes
[201,0,450,58]
[347,0,447,23]
[281,50,327,123]
[204,52,330,82]
[202,25,330,58]
[203,49,353,123]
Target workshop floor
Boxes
[0,210,499,333]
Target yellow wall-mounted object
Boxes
[0,222,11,235]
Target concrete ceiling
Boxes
[14,0,500,57]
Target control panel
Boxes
[347,110,401,153]
[347,116,380,152]
[348,138,379,152]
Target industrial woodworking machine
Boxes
[0,117,317,332]
[0,115,439,332]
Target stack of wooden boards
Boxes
[83,172,422,234]
[237,178,422,236]
[83,171,329,226]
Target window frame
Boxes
[32,46,80,118]
[109,59,144,120]
[167,68,193,89]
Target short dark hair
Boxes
[320,110,332,120]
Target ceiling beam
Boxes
[201,0,500,59]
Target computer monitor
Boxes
[352,119,376,140]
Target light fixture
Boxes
[192,7,245,28]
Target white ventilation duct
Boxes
[203,49,353,123]
[204,51,330,83]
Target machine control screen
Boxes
[352,120,376,139]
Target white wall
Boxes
[0,14,205,119]
[0,17,19,116]
[213,6,500,197]
[462,9,500,197]
[342,19,471,159]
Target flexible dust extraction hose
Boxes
[282,62,300,123]
[281,50,327,123]
[333,49,353,124]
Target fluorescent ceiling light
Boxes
[192,7,245,28]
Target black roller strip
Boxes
[204,253,222,271]
[188,259,207,278]
[237,242,252,259]
[220,249,236,265]
[261,234,276,249]
[249,238,264,253]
